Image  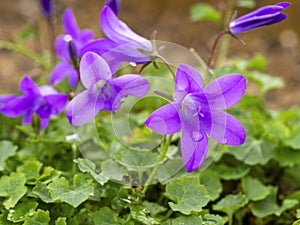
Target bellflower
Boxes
[80,6,152,71]
[50,8,94,86]
[105,0,120,15]
[40,0,53,19]
[145,64,246,172]
[66,52,150,126]
[0,76,68,130]
[228,2,290,35]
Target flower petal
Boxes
[175,64,204,102]
[80,52,112,88]
[20,76,40,96]
[66,89,99,126]
[105,0,120,15]
[144,104,181,134]
[49,61,78,87]
[209,110,246,146]
[44,94,68,115]
[204,74,246,110]
[1,96,32,117]
[40,117,50,130]
[180,125,208,172]
[63,8,80,39]
[55,35,69,60]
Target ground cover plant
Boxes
[0,0,300,224]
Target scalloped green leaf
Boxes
[241,177,270,201]
[142,201,167,217]
[0,172,27,209]
[0,141,17,171]
[213,193,248,219]
[91,207,119,225]
[100,160,127,183]
[55,217,67,225]
[274,146,300,167]
[7,201,38,223]
[129,205,159,225]
[48,174,94,208]
[249,186,298,218]
[199,170,222,201]
[172,215,202,225]
[165,176,210,215]
[23,209,50,225]
[17,160,42,184]
[203,214,225,225]
[32,182,53,203]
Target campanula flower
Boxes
[66,52,150,126]
[228,2,290,35]
[80,6,152,71]
[40,0,53,19]
[0,76,68,130]
[105,0,120,15]
[145,64,246,172]
[49,8,94,86]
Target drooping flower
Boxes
[145,64,246,172]
[80,6,152,71]
[228,2,290,35]
[0,76,68,130]
[105,0,121,15]
[39,0,53,19]
[66,52,150,126]
[49,8,94,86]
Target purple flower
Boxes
[50,8,94,86]
[105,0,120,15]
[145,64,246,172]
[40,0,53,19]
[229,2,290,35]
[66,52,150,126]
[80,6,152,71]
[0,76,68,130]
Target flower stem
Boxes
[156,54,176,79]
[208,30,228,68]
[142,134,173,194]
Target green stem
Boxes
[142,134,173,194]
[0,40,50,69]
[156,54,176,79]
[208,30,228,68]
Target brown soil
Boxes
[0,0,300,109]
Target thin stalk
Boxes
[190,48,215,80]
[208,30,228,68]
[156,54,176,79]
[142,134,173,194]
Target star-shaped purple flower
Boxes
[145,64,246,172]
[228,2,290,35]
[0,76,68,130]
[66,52,150,126]
[49,8,94,86]
[80,6,152,72]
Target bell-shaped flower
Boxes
[105,0,120,15]
[0,76,68,130]
[66,52,150,126]
[39,0,53,19]
[50,8,94,86]
[80,6,152,71]
[145,64,246,172]
[228,2,290,35]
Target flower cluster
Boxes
[0,1,290,171]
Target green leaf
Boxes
[190,3,221,23]
[129,205,159,225]
[17,160,43,184]
[48,174,94,207]
[237,0,256,8]
[55,217,67,225]
[7,201,38,223]
[284,127,300,150]
[274,146,300,167]
[0,172,27,209]
[199,170,222,201]
[0,141,17,171]
[38,166,62,184]
[213,193,248,219]
[172,215,202,225]
[23,209,50,225]
[202,214,225,225]
[249,186,298,218]
[241,177,270,201]
[248,54,267,71]
[32,182,53,203]
[0,213,14,225]
[155,157,185,184]
[228,137,275,165]
[293,219,300,225]
[91,207,120,225]
[297,209,300,218]
[100,160,127,183]
[165,176,210,215]
[142,201,167,217]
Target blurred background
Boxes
[0,0,299,108]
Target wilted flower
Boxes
[105,0,121,15]
[66,52,150,126]
[0,76,67,130]
[80,6,152,72]
[228,2,290,35]
[49,8,94,86]
[145,64,246,172]
[39,0,53,19]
